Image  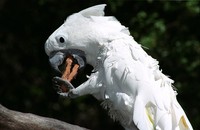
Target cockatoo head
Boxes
[45,4,129,72]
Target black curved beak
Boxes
[49,49,86,73]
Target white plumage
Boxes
[45,4,193,130]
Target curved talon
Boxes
[53,76,75,91]
[58,92,70,97]
[58,90,78,98]
[53,84,63,92]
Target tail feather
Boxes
[172,100,193,130]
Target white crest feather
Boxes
[79,4,106,18]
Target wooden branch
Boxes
[0,104,89,130]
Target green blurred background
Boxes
[0,0,199,130]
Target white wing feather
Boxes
[103,38,193,130]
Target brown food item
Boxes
[60,56,79,92]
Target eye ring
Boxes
[56,35,67,44]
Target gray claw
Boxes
[58,91,78,98]
[53,76,75,90]
[57,92,69,97]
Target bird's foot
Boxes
[52,76,75,95]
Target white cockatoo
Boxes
[45,4,193,130]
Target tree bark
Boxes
[0,104,89,130]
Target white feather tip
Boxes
[79,4,106,18]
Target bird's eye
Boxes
[59,37,65,43]
[56,35,67,44]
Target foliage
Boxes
[0,0,199,129]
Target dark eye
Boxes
[59,37,65,43]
